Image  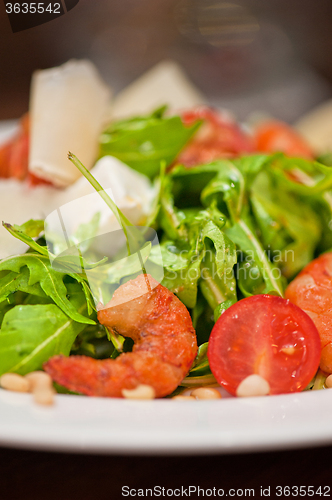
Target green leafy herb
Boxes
[0,283,93,375]
[99,106,201,179]
[250,172,321,278]
[188,342,210,376]
[3,221,48,256]
[181,342,217,387]
[0,267,46,303]
[0,253,94,325]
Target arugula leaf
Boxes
[251,172,321,278]
[0,267,46,303]
[180,373,217,387]
[99,107,201,178]
[158,175,188,241]
[316,192,332,253]
[0,283,92,375]
[180,342,217,387]
[188,342,210,376]
[159,208,205,308]
[199,220,237,310]
[3,219,97,315]
[13,219,45,238]
[201,158,284,296]
[226,218,284,296]
[3,221,48,256]
[0,301,11,326]
[0,254,95,325]
[236,258,266,297]
[271,156,332,195]
[150,241,189,270]
[201,160,245,222]
[158,207,237,309]
[71,323,114,359]
[214,299,235,321]
[161,251,201,308]
[170,162,226,208]
[233,154,272,188]
[191,293,205,329]
[157,165,239,309]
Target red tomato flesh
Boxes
[253,120,314,160]
[208,295,321,396]
[178,107,254,167]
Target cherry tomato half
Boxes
[207,295,321,395]
[177,107,254,167]
[253,120,314,160]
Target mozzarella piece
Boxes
[112,60,206,118]
[0,157,155,260]
[50,155,154,232]
[29,60,112,187]
[0,180,60,259]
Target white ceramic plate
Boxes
[0,122,331,456]
[0,388,331,455]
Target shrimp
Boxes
[177,107,254,167]
[44,274,198,398]
[285,252,332,372]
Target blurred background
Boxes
[1,0,332,122]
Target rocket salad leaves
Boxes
[0,220,98,375]
[0,253,94,325]
[1,107,332,389]
[99,106,201,179]
[0,283,92,376]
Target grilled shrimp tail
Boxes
[44,274,198,398]
[45,352,185,398]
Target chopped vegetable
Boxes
[253,120,314,160]
[177,107,254,166]
[207,295,321,395]
[2,103,332,399]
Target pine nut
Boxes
[172,395,196,400]
[25,371,53,391]
[0,373,30,393]
[33,387,55,406]
[191,387,222,400]
[326,374,332,388]
[236,374,270,397]
[122,384,155,400]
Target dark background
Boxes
[2,0,332,121]
[0,444,332,499]
[1,0,332,496]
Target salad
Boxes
[1,60,332,404]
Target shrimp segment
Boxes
[285,252,332,348]
[44,275,197,398]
